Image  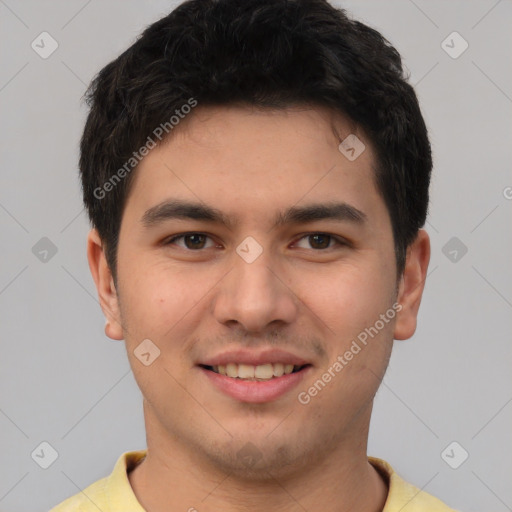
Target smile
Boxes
[199,363,312,403]
[203,363,307,380]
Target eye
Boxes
[163,232,348,251]
[293,233,347,250]
[164,233,216,250]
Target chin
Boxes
[200,436,314,481]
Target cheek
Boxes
[299,262,393,338]
[121,259,209,336]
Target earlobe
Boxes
[393,229,431,341]
[86,228,124,341]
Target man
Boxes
[50,0,460,510]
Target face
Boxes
[88,105,429,479]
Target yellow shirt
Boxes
[49,450,460,511]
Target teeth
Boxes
[213,363,302,380]
[226,363,238,378]
[273,363,284,377]
[254,363,273,379]
[238,364,255,379]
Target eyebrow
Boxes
[140,198,367,230]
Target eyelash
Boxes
[163,232,349,251]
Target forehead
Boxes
[165,104,363,163]
[122,104,386,230]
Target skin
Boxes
[87,104,430,512]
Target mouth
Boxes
[199,363,311,381]
[198,360,312,403]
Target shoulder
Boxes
[48,450,147,512]
[48,475,110,512]
[369,456,461,512]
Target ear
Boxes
[86,228,124,340]
[393,229,431,340]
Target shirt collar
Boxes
[107,450,453,512]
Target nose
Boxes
[212,243,298,334]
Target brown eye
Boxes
[294,233,345,250]
[165,233,214,250]
[308,234,331,249]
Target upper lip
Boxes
[199,348,312,367]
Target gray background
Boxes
[0,1,511,511]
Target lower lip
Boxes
[200,366,311,403]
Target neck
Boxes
[128,404,389,512]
